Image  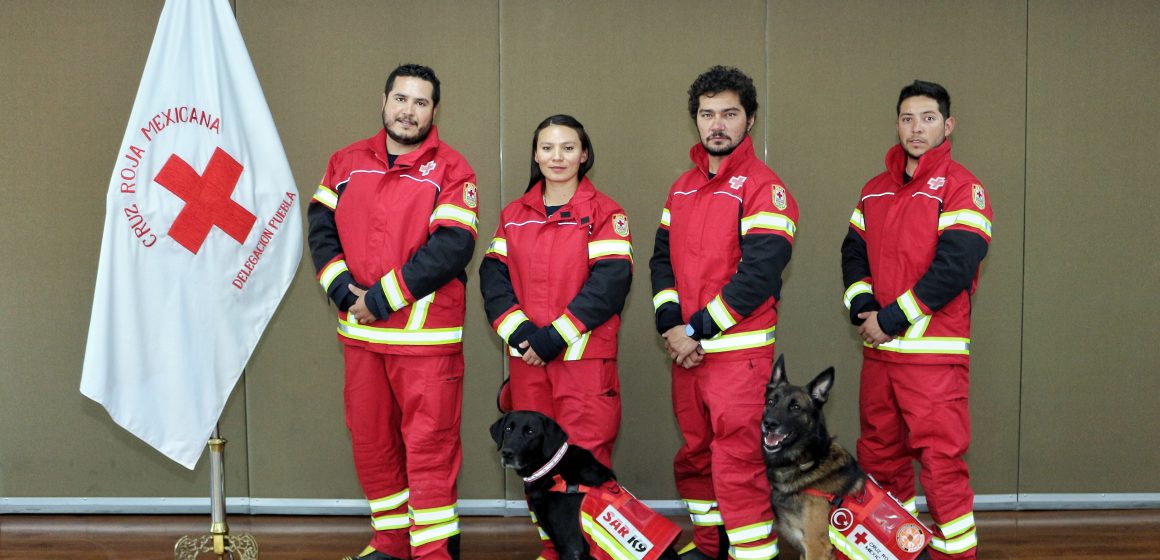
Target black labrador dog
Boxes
[489,410,679,560]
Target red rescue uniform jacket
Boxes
[649,136,798,359]
[479,178,632,361]
[308,126,479,355]
[841,140,993,366]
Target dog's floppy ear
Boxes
[539,414,569,458]
[489,414,510,449]
[769,354,789,387]
[807,367,836,405]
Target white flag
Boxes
[81,0,302,469]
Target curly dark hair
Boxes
[687,65,758,119]
[385,63,441,107]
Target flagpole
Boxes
[174,424,258,559]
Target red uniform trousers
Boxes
[856,357,976,559]
[344,346,464,560]
[510,357,622,560]
[673,355,779,560]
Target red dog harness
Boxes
[803,476,933,560]
[546,475,681,560]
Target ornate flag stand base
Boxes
[174,426,258,559]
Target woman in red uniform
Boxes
[479,114,632,467]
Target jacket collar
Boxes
[689,134,756,179]
[517,176,598,214]
[885,138,952,185]
[369,125,442,168]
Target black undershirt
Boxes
[387,153,398,168]
[545,205,562,217]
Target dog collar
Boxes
[522,441,569,483]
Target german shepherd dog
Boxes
[489,411,679,560]
[761,355,931,560]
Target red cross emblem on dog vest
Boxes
[154,147,256,254]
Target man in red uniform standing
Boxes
[841,80,993,560]
[650,66,797,560]
[309,64,478,560]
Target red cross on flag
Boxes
[80,0,301,469]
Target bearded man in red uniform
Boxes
[650,66,798,560]
[841,80,993,560]
[309,64,478,560]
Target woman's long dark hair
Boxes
[525,114,595,193]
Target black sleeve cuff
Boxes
[527,326,568,362]
[876,303,909,336]
[848,293,881,326]
[655,303,683,335]
[326,271,361,312]
[688,308,722,340]
[507,321,538,351]
[363,284,392,321]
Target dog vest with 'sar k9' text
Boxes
[549,476,681,560]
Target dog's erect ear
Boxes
[539,414,569,458]
[489,414,509,449]
[769,354,789,387]
[807,367,836,405]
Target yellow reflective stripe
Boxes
[725,520,773,544]
[870,336,970,355]
[372,514,411,530]
[740,211,797,238]
[930,528,977,554]
[939,209,992,237]
[409,520,460,547]
[487,237,508,257]
[588,239,634,261]
[431,203,479,233]
[829,526,871,560]
[901,497,918,514]
[683,499,717,514]
[843,281,873,310]
[897,290,925,323]
[340,314,463,345]
[405,293,434,330]
[678,542,699,555]
[313,184,338,210]
[551,315,583,344]
[700,327,775,353]
[653,289,679,311]
[368,488,410,512]
[690,512,723,526]
[906,314,931,338]
[706,295,738,331]
[319,259,349,292]
[728,538,779,560]
[537,526,551,541]
[497,310,529,341]
[580,513,637,560]
[410,504,458,525]
[563,332,590,361]
[660,208,671,227]
[381,270,408,311]
[850,208,865,231]
[939,511,976,539]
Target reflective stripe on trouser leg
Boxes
[893,362,975,559]
[672,362,723,557]
[702,356,778,560]
[343,347,410,558]
[389,353,464,559]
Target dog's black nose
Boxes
[500,449,514,461]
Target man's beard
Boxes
[704,131,746,157]
[383,110,432,147]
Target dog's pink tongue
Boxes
[764,432,786,447]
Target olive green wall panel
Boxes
[1020,0,1160,493]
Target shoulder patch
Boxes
[463,183,478,208]
[772,184,788,211]
[612,213,630,237]
[972,184,986,210]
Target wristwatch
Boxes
[685,323,697,339]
